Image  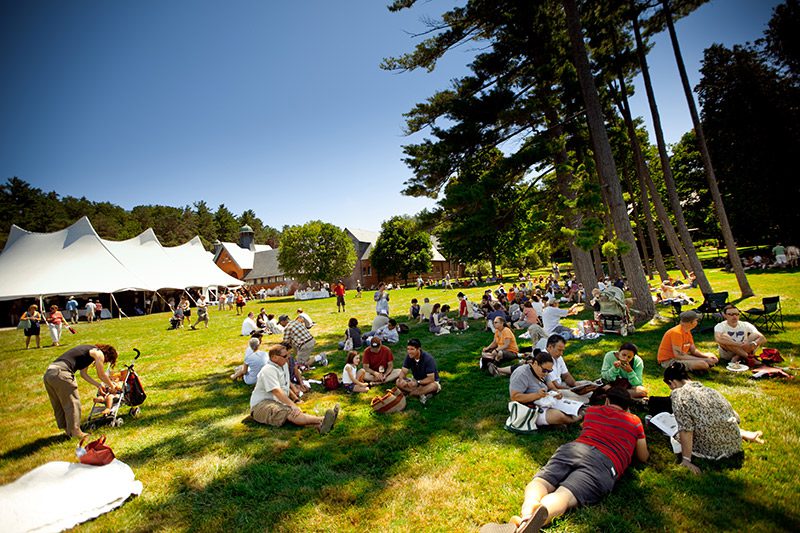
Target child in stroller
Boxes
[168,305,184,330]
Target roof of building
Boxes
[215,242,272,270]
[346,227,446,262]
[244,249,285,281]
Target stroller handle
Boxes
[133,348,141,360]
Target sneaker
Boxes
[487,362,499,377]
[479,358,485,371]
[419,394,429,405]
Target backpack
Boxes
[322,372,340,391]
[398,323,410,334]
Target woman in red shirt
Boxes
[47,305,65,347]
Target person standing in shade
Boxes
[66,296,79,325]
[85,299,96,323]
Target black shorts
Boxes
[336,295,345,305]
[184,309,191,317]
[534,441,616,506]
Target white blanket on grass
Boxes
[0,459,142,533]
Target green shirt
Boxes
[600,350,644,387]
[773,245,785,256]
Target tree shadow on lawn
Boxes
[0,433,71,462]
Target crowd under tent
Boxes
[0,217,242,320]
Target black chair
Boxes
[742,296,784,332]
[694,291,729,322]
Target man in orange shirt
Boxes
[657,311,718,371]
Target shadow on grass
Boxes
[0,433,70,461]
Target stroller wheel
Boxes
[130,407,141,418]
[620,326,628,337]
[88,423,97,431]
[112,418,124,427]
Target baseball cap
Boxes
[278,314,290,322]
[679,310,700,322]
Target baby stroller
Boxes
[598,286,635,336]
[83,349,147,430]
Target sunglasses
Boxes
[726,312,740,316]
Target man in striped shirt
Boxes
[279,314,316,365]
[484,388,648,532]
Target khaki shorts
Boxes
[251,400,292,427]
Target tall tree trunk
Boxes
[563,0,655,320]
[592,245,604,280]
[661,0,754,298]
[543,106,598,294]
[631,11,711,292]
[610,78,669,280]
[621,156,655,280]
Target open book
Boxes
[648,412,682,453]
[551,398,583,416]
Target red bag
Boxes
[322,372,340,391]
[759,348,783,364]
[78,435,115,466]
[67,326,77,334]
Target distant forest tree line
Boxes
[0,177,281,251]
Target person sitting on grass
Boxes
[361,337,401,385]
[338,317,363,351]
[396,338,440,405]
[342,351,370,393]
[481,388,648,533]
[230,336,268,385]
[409,298,421,321]
[713,304,766,364]
[482,317,519,364]
[541,298,581,340]
[241,311,258,336]
[249,343,339,435]
[657,311,718,372]
[428,303,445,334]
[600,342,648,399]
[663,361,764,474]
[419,297,433,323]
[508,351,582,428]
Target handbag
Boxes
[759,348,783,364]
[77,435,116,466]
[322,372,340,391]
[17,319,30,330]
[371,387,407,414]
[504,401,539,434]
[68,325,77,334]
[343,330,354,351]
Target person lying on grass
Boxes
[657,310,719,372]
[663,361,764,475]
[508,351,582,428]
[396,338,440,405]
[249,343,339,435]
[481,388,648,533]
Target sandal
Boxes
[516,506,548,533]
[479,524,516,533]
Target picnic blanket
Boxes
[0,459,142,533]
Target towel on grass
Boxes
[0,459,142,533]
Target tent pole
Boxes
[111,293,129,319]
[184,289,198,305]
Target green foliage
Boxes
[277,221,356,285]
[213,204,240,243]
[370,216,433,283]
[697,37,800,244]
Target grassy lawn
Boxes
[0,265,798,532]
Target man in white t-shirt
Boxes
[714,304,766,363]
[249,344,338,434]
[541,299,580,340]
[542,334,596,403]
[241,312,258,336]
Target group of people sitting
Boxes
[480,303,769,531]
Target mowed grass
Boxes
[0,265,798,532]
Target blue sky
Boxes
[0,0,781,234]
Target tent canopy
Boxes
[0,217,242,301]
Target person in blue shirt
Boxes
[396,338,441,404]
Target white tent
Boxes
[0,217,242,301]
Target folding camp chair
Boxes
[694,291,729,322]
[742,296,784,332]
